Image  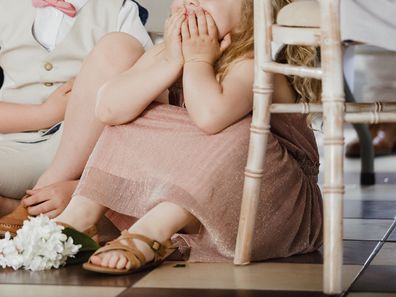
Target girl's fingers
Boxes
[206,12,218,38]
[220,33,232,53]
[196,7,208,35]
[188,12,198,37]
[173,12,186,36]
[165,10,181,34]
[23,193,45,207]
[167,11,185,39]
[45,209,60,219]
[27,200,54,216]
[181,20,190,40]
[164,16,171,32]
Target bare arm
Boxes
[95,44,181,125]
[0,102,53,133]
[0,79,74,133]
[183,59,254,134]
[181,8,254,134]
[96,9,186,125]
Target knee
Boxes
[89,32,145,70]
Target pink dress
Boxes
[74,83,323,262]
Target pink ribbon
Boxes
[32,0,77,17]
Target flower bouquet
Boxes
[0,215,99,271]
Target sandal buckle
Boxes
[152,241,161,251]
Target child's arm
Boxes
[95,10,186,125]
[0,79,74,133]
[0,102,52,133]
[181,9,254,134]
[183,59,254,134]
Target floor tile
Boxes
[348,292,396,297]
[350,265,396,293]
[0,264,147,287]
[119,288,334,297]
[388,229,396,241]
[132,262,361,292]
[371,243,396,266]
[271,240,377,265]
[344,219,394,241]
[344,200,396,219]
[316,128,396,175]
[342,184,396,201]
[0,285,124,297]
[319,172,396,186]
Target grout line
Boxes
[342,218,396,297]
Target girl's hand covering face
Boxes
[164,7,186,66]
[181,7,231,65]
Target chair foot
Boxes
[360,172,376,186]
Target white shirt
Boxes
[1,0,152,93]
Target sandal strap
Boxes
[82,225,98,238]
[91,242,145,268]
[119,231,173,257]
[90,231,174,266]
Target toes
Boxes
[101,253,112,268]
[125,260,132,270]
[90,255,102,266]
[90,252,130,270]
[116,256,127,270]
[108,253,119,269]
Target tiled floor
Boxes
[1,128,395,297]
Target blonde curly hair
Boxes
[215,0,254,82]
[215,0,322,109]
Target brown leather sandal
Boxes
[82,230,176,275]
[0,203,29,238]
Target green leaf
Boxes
[63,227,100,265]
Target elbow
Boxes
[95,84,125,125]
[95,103,119,126]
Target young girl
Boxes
[55,0,323,273]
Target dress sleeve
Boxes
[117,0,153,50]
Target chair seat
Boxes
[274,0,321,46]
[277,0,320,28]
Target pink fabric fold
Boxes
[32,0,77,17]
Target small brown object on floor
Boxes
[346,123,396,158]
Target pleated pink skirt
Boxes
[75,103,323,262]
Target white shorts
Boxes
[0,123,62,199]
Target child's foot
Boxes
[89,233,156,270]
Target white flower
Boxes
[0,215,81,271]
[0,232,23,270]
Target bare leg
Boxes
[90,202,196,270]
[35,33,144,189]
[55,195,107,231]
[0,196,20,217]
[56,199,196,270]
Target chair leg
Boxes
[234,78,273,265]
[234,0,274,265]
[321,0,345,293]
[322,99,345,294]
[344,78,375,185]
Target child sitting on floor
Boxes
[51,0,323,274]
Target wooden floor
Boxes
[1,128,396,297]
